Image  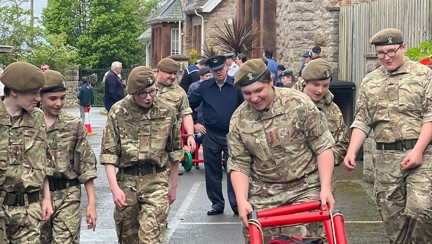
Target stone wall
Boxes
[275,0,379,78]
[63,65,80,108]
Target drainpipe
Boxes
[194,10,205,55]
[178,20,182,54]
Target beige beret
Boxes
[234,59,268,87]
[41,70,66,92]
[127,66,155,95]
[0,61,45,92]
[369,28,404,46]
[157,58,179,73]
[302,58,332,81]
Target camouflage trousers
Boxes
[114,170,170,244]
[0,201,42,243]
[374,146,432,244]
[40,185,81,244]
[242,171,322,244]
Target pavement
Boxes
[70,107,388,244]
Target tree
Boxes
[0,0,37,65]
[42,0,91,47]
[77,0,146,68]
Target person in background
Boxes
[263,48,278,78]
[225,53,240,78]
[311,46,322,60]
[179,57,206,92]
[39,70,97,243]
[0,61,54,243]
[298,51,312,78]
[235,54,247,67]
[77,76,95,121]
[277,69,296,88]
[344,28,432,243]
[188,55,244,216]
[41,64,50,72]
[101,66,182,243]
[227,59,335,243]
[104,61,124,112]
[276,64,286,86]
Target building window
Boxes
[171,28,179,55]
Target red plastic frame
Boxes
[248,200,347,244]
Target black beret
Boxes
[198,67,211,76]
[205,55,227,71]
[280,69,294,77]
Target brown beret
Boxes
[234,59,268,87]
[302,58,332,81]
[157,58,179,73]
[41,70,66,92]
[0,61,45,92]
[369,28,404,46]
[127,66,155,95]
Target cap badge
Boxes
[324,70,330,77]
[148,77,154,83]
[387,37,393,44]
[61,81,66,87]
[247,72,254,81]
[212,59,218,64]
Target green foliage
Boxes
[23,33,78,73]
[189,49,198,65]
[137,0,159,29]
[406,41,432,61]
[77,0,145,68]
[0,0,39,65]
[41,0,90,47]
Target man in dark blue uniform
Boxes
[179,57,206,92]
[188,55,244,216]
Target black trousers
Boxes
[203,129,237,212]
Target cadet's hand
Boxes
[187,136,196,153]
[319,188,335,211]
[168,185,177,205]
[343,152,357,171]
[194,123,206,135]
[112,186,127,208]
[401,149,423,170]
[238,200,253,226]
[86,203,97,231]
[41,198,53,221]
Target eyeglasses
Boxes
[136,89,158,98]
[376,45,402,59]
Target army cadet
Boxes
[227,59,335,243]
[156,57,196,153]
[39,70,97,243]
[0,62,53,243]
[277,69,296,88]
[294,59,349,166]
[344,28,432,243]
[100,66,183,243]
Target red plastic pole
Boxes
[257,200,321,218]
[248,223,263,244]
[323,219,334,244]
[332,213,347,244]
[259,211,330,227]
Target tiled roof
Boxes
[146,0,183,25]
[137,28,151,43]
[183,0,222,14]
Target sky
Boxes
[33,0,47,18]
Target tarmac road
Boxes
[69,107,387,244]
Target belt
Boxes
[120,164,166,176]
[2,191,39,206]
[376,139,421,151]
[48,177,80,191]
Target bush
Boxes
[406,41,432,61]
[189,49,198,65]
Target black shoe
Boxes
[207,208,223,216]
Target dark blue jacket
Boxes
[188,76,244,134]
[104,70,125,103]
[179,65,200,92]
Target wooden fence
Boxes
[339,0,432,88]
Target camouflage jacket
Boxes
[100,95,183,168]
[352,58,432,142]
[227,88,335,183]
[293,81,349,166]
[0,101,54,193]
[47,110,97,183]
[156,82,192,117]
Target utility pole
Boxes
[30,0,34,45]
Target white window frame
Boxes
[171,28,180,55]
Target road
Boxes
[69,107,388,244]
